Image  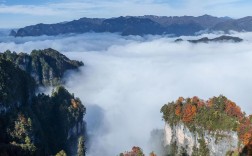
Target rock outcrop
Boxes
[0,55,86,155]
[161,96,252,155]
[164,123,239,156]
[0,48,84,86]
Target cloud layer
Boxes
[1,32,252,155]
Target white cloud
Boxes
[0,4,63,16]
[1,32,252,155]
[0,0,250,17]
[0,0,251,28]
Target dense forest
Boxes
[0,50,86,156]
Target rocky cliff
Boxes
[164,123,239,156]
[0,48,84,86]
[0,57,86,155]
[161,96,252,156]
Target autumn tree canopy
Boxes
[161,95,252,155]
[119,147,157,156]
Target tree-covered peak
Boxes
[30,48,84,67]
[161,95,252,155]
[0,57,86,155]
[0,48,84,86]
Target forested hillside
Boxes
[0,55,86,155]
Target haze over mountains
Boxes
[1,3,252,153]
[11,15,252,37]
[2,29,252,155]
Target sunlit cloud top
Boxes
[0,0,251,28]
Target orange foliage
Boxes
[149,152,156,156]
[243,132,252,145]
[237,117,252,154]
[248,140,252,156]
[122,146,144,156]
[191,96,199,104]
[132,146,141,153]
[175,105,182,116]
[225,100,243,119]
[177,97,184,103]
[171,95,252,154]
[196,100,205,108]
[182,103,197,122]
[206,99,213,107]
[191,96,205,108]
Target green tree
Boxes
[191,139,210,156]
[55,150,67,156]
[198,138,210,156]
[180,147,189,156]
[77,136,85,156]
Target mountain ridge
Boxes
[0,48,84,86]
[0,58,86,155]
[12,15,252,37]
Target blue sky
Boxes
[0,0,251,28]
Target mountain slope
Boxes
[13,15,242,37]
[213,16,252,32]
[142,14,229,28]
[0,48,84,86]
[0,58,86,155]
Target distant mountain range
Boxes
[11,15,252,37]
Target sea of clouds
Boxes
[1,32,252,155]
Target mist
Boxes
[1,32,252,155]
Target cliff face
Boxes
[161,96,252,156]
[0,48,84,86]
[32,86,86,154]
[164,122,239,156]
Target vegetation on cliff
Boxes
[77,136,85,156]
[161,95,252,155]
[32,86,86,154]
[119,146,157,156]
[0,58,86,155]
[0,48,84,86]
[0,59,35,110]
